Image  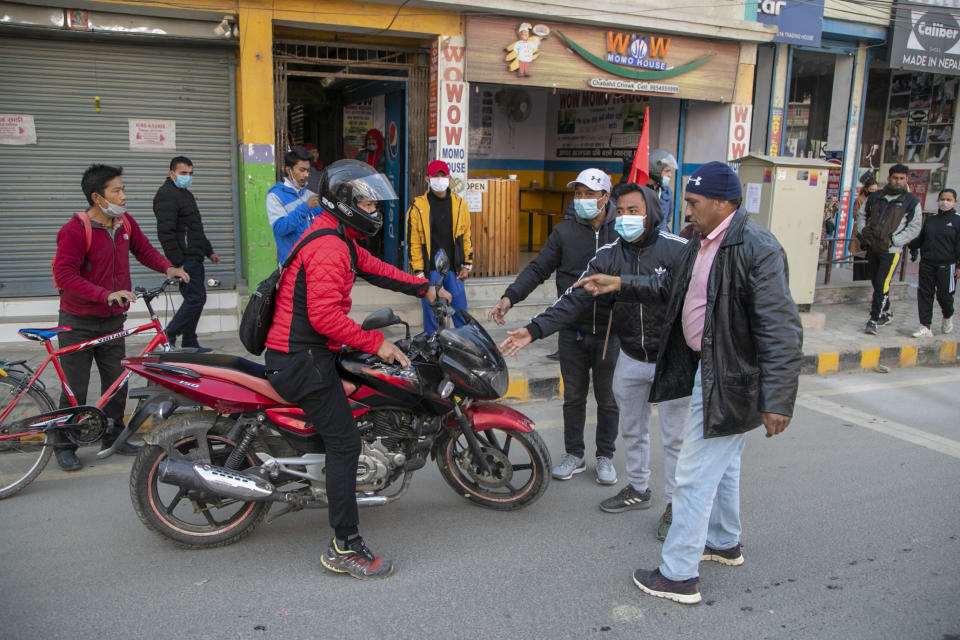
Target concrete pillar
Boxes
[236,6,276,287]
[768,43,790,156]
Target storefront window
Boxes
[784,50,836,158]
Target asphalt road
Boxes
[1,366,958,640]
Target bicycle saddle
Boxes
[18,327,72,341]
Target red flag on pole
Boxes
[628,106,650,185]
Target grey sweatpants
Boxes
[612,350,691,502]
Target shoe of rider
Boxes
[321,535,394,580]
[56,449,82,472]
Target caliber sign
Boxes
[890,0,960,75]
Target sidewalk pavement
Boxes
[3,299,956,405]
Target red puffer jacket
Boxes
[266,214,428,354]
[53,212,171,318]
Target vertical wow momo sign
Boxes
[437,36,469,195]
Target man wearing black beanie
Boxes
[578,161,803,604]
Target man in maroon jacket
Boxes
[51,164,188,471]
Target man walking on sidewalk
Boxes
[855,163,922,335]
[489,168,620,485]
[616,162,802,604]
[153,156,220,351]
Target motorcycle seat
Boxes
[149,352,356,403]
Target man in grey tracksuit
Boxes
[500,183,689,539]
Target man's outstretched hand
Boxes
[499,327,532,356]
[574,273,621,296]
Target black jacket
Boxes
[908,208,960,266]
[646,208,803,438]
[153,177,214,266]
[503,199,618,336]
[526,186,687,361]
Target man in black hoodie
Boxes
[490,169,620,485]
[501,183,689,538]
[153,156,219,351]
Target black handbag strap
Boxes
[282,228,356,275]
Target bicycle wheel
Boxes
[0,376,56,499]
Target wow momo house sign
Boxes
[466,16,741,102]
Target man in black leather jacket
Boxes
[500,183,689,534]
[577,162,802,605]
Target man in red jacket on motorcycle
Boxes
[264,159,450,580]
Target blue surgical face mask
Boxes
[174,174,193,189]
[615,215,646,242]
[661,175,671,188]
[574,197,602,220]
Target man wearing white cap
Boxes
[490,168,620,484]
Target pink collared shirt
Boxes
[682,211,736,351]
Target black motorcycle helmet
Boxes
[318,159,398,237]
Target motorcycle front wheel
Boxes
[436,426,551,510]
[130,412,269,549]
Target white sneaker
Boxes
[943,317,954,334]
[912,325,933,338]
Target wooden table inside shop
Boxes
[519,187,569,252]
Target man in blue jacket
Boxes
[267,147,323,263]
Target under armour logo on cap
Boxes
[567,168,612,193]
[684,161,742,201]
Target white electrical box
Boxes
[735,153,833,306]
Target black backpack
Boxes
[239,228,356,355]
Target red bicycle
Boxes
[0,278,179,498]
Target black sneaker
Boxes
[600,484,652,513]
[702,543,744,566]
[878,313,893,326]
[864,320,878,335]
[55,449,82,472]
[656,503,672,541]
[633,568,701,604]
[321,536,394,580]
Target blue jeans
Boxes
[420,270,468,334]
[165,259,207,347]
[659,365,746,581]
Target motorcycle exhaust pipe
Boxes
[158,458,282,502]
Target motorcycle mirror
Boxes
[361,307,404,331]
[433,249,450,278]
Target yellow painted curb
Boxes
[860,348,880,369]
[817,352,839,374]
[899,345,918,367]
[505,377,530,402]
[940,341,958,364]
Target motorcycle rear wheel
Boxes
[436,426,550,510]
[130,412,269,549]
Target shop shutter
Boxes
[0,35,237,298]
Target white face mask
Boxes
[430,177,449,193]
[938,199,955,211]
[661,175,671,188]
[98,196,126,218]
[366,143,378,152]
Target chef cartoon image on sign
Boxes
[505,23,550,77]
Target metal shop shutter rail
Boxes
[0,36,237,298]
